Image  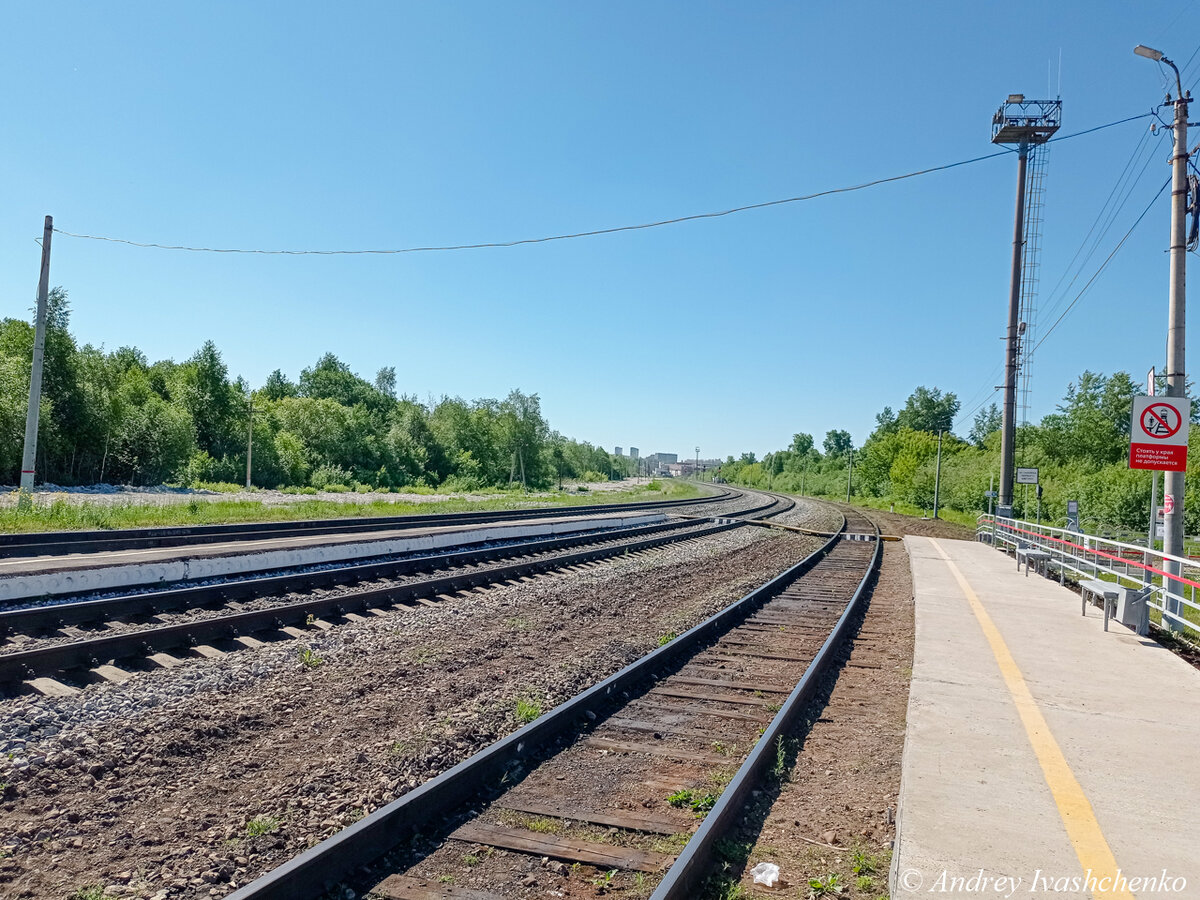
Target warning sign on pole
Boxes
[1129,396,1190,472]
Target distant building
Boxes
[630,447,639,459]
[615,446,623,457]
[656,452,678,465]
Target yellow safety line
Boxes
[929,539,1134,900]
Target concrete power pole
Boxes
[1135,45,1191,627]
[990,96,1060,513]
[18,216,53,507]
[245,393,254,489]
[933,429,943,519]
[999,146,1029,514]
[845,449,854,503]
[1163,68,1191,570]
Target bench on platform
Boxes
[1016,547,1051,577]
[1078,578,1152,635]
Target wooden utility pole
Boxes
[19,216,53,508]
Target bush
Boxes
[309,464,352,489]
[190,481,246,493]
[440,474,482,493]
[280,485,318,495]
[646,480,662,491]
[323,483,351,493]
[182,450,220,485]
[354,484,372,493]
[581,470,609,483]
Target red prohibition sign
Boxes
[1140,403,1182,439]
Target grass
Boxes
[298,646,324,669]
[592,869,617,888]
[514,695,543,724]
[650,831,691,854]
[807,873,843,897]
[525,816,561,834]
[656,631,678,647]
[69,888,105,900]
[850,849,878,876]
[710,878,749,900]
[841,494,978,529]
[0,479,702,533]
[794,845,889,900]
[666,788,717,816]
[245,814,281,838]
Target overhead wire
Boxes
[1036,118,1163,330]
[1031,176,1171,356]
[50,113,1152,257]
[953,118,1168,434]
[1037,121,1154,311]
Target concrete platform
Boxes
[894,536,1200,900]
[0,512,666,602]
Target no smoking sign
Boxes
[1129,395,1191,472]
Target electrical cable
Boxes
[1031,176,1170,355]
[1037,124,1152,315]
[1037,118,1163,329]
[50,113,1152,257]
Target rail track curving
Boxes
[224,500,880,900]
[0,490,789,694]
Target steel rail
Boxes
[650,508,882,899]
[0,488,735,558]
[0,493,788,687]
[0,518,694,632]
[224,496,847,900]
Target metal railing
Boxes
[977,514,1200,638]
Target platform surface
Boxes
[0,511,657,577]
[894,536,1200,900]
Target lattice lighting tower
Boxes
[991,95,1061,513]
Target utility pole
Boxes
[1145,365,1160,582]
[1136,44,1192,625]
[245,392,254,489]
[990,97,1060,513]
[695,446,700,483]
[18,216,54,509]
[1000,143,1028,514]
[933,430,943,519]
[846,449,854,503]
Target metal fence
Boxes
[977,514,1200,638]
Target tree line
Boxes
[719,376,1200,534]
[0,290,626,491]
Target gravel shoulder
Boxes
[0,507,828,900]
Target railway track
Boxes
[0,491,790,695]
[0,488,736,559]
[225,501,880,900]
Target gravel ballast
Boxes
[0,506,828,900]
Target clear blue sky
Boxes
[2,2,1197,460]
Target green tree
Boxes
[969,402,1001,447]
[262,369,297,401]
[895,386,959,434]
[823,430,852,457]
